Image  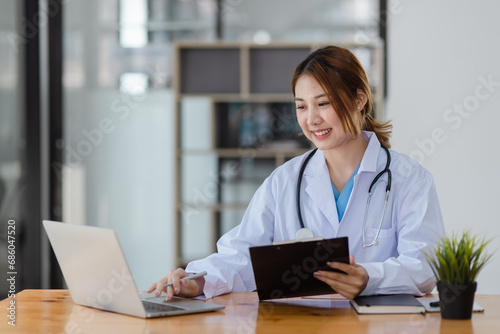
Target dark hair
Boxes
[291,45,392,148]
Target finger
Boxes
[157,270,174,297]
[348,255,361,268]
[327,261,354,274]
[330,282,359,299]
[166,269,189,300]
[317,264,367,286]
[171,270,184,294]
[315,270,355,285]
[147,282,156,293]
[164,274,176,300]
[165,285,175,301]
[313,273,359,299]
[149,280,166,294]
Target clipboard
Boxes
[249,237,349,300]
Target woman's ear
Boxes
[356,89,368,110]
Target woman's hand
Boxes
[313,255,368,299]
[147,268,205,301]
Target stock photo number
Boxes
[6,219,17,326]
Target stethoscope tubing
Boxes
[296,148,318,230]
[296,145,392,246]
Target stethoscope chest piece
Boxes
[296,228,314,240]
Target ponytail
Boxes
[362,114,392,149]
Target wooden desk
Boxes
[0,290,498,333]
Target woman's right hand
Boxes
[147,268,205,301]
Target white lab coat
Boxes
[186,131,445,299]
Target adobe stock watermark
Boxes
[51,88,145,181]
[236,302,275,334]
[8,0,72,55]
[64,267,133,334]
[266,240,344,300]
[409,74,499,164]
[51,64,167,182]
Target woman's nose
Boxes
[307,106,321,126]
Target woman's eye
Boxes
[319,102,330,107]
[296,105,305,110]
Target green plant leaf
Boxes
[424,229,495,285]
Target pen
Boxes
[163,271,207,288]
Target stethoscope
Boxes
[296,145,392,248]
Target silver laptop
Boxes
[43,220,224,318]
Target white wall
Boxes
[387,0,500,293]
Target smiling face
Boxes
[295,74,353,151]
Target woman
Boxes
[148,46,445,300]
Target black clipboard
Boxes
[249,237,349,300]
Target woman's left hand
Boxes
[313,255,369,299]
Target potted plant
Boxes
[425,230,493,319]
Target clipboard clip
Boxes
[273,237,324,246]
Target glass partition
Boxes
[224,0,380,43]
[0,0,22,296]
[62,0,216,289]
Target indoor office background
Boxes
[0,0,499,297]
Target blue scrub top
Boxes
[331,164,360,223]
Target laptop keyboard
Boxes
[143,300,185,313]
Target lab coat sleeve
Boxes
[185,175,276,299]
[359,175,445,296]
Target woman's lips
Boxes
[312,128,332,138]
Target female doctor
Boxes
[149,45,445,300]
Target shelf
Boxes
[178,203,249,211]
[249,48,311,94]
[179,48,241,94]
[179,148,309,158]
[215,101,309,150]
[177,93,294,103]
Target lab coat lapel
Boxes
[304,150,340,230]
